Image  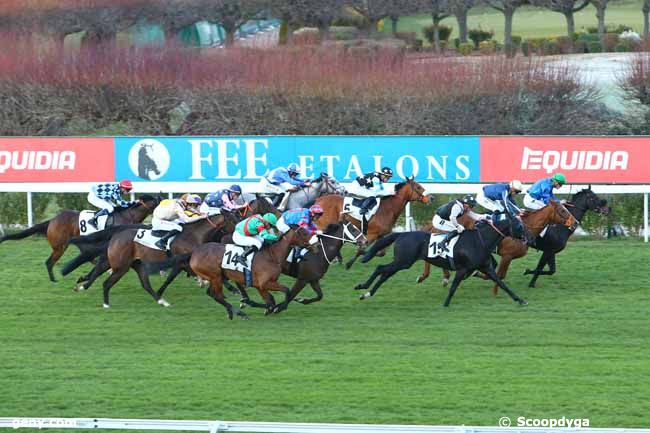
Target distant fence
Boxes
[1,418,649,433]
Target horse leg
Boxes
[353,266,383,291]
[296,280,323,305]
[442,268,469,307]
[345,247,364,270]
[483,266,527,305]
[491,255,513,296]
[45,246,65,282]
[525,251,550,288]
[206,279,248,320]
[274,279,307,314]
[132,262,168,307]
[361,260,412,300]
[75,256,110,292]
[156,259,187,298]
[223,280,241,296]
[238,284,267,309]
[101,267,129,308]
[263,281,288,315]
[416,261,431,284]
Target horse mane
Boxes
[324,223,342,234]
[114,195,155,213]
[394,181,408,192]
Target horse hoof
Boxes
[239,302,248,309]
[157,298,171,307]
[441,278,449,287]
[73,284,85,292]
[416,276,423,284]
[353,284,365,291]
[528,283,536,288]
[519,299,529,306]
[102,303,110,309]
[524,269,532,275]
[239,314,250,321]
[359,292,372,300]
[294,297,305,304]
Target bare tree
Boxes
[485,0,526,48]
[270,0,347,41]
[417,0,451,51]
[590,0,608,41]
[531,0,590,50]
[644,0,650,36]
[386,0,424,35]
[208,0,268,47]
[350,0,393,35]
[144,0,204,41]
[448,0,476,43]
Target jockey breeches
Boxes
[87,193,115,213]
[233,231,264,249]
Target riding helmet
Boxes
[287,163,301,175]
[309,204,324,215]
[381,167,393,177]
[552,173,566,185]
[509,179,523,192]
[263,213,278,226]
[119,179,133,191]
[228,184,242,194]
[461,195,477,207]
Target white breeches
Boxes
[261,177,293,194]
[432,215,458,232]
[152,217,183,232]
[233,231,264,249]
[347,182,375,199]
[524,194,546,210]
[276,216,291,234]
[87,193,114,212]
[476,189,505,213]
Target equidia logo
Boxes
[521,146,629,174]
[0,151,75,174]
[128,139,170,181]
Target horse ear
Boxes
[588,184,592,190]
[409,175,414,181]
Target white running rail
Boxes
[0,418,649,433]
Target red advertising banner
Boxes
[480,136,650,184]
[0,138,114,182]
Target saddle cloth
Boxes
[79,210,109,236]
[133,228,176,251]
[221,244,255,272]
[342,197,381,222]
[428,233,460,259]
[286,247,310,263]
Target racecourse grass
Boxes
[1,237,649,427]
[389,0,646,43]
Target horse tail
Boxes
[0,220,50,244]
[60,243,108,276]
[143,253,192,275]
[360,232,401,263]
[68,224,148,247]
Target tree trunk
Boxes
[644,9,649,36]
[391,16,398,35]
[279,19,289,45]
[455,12,468,43]
[432,14,441,52]
[224,29,236,47]
[596,5,606,42]
[504,8,514,47]
[564,12,575,52]
[318,23,331,43]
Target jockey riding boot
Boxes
[89,209,108,229]
[236,245,259,267]
[278,193,290,211]
[438,230,459,253]
[272,193,284,208]
[155,229,180,250]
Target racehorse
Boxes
[188,226,314,319]
[64,197,279,292]
[524,188,610,288]
[259,173,345,210]
[416,200,576,295]
[315,177,428,268]
[231,221,367,314]
[354,209,529,307]
[77,212,238,308]
[0,195,159,282]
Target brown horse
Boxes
[315,177,428,268]
[188,226,314,319]
[416,201,576,294]
[0,195,159,282]
[98,212,239,308]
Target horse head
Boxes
[286,225,315,249]
[549,200,577,229]
[136,194,159,212]
[341,221,368,248]
[395,176,428,203]
[572,188,611,215]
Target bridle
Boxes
[317,222,367,264]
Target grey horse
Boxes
[258,173,345,210]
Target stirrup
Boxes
[155,240,167,250]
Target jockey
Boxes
[524,173,566,210]
[233,213,279,266]
[433,195,486,252]
[87,179,135,229]
[152,194,205,250]
[477,180,523,214]
[348,167,393,222]
[204,184,245,212]
[277,204,324,238]
[261,163,310,210]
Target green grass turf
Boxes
[1,237,649,427]
[386,0,646,42]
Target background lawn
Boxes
[385,0,646,43]
[1,237,649,427]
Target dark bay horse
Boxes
[315,177,428,269]
[0,195,159,282]
[355,210,529,307]
[525,188,610,287]
[89,212,238,308]
[229,221,367,314]
[188,226,313,319]
[417,200,576,294]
